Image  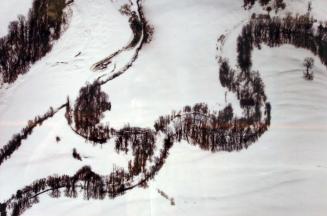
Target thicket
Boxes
[238,14,327,72]
[0,0,70,84]
[115,126,156,175]
[65,81,112,144]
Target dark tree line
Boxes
[92,0,153,72]
[238,13,327,73]
[120,0,153,48]
[128,12,143,48]
[136,0,154,44]
[154,92,270,153]
[91,8,143,71]
[3,166,116,216]
[153,51,270,153]
[1,133,174,216]
[0,104,66,167]
[0,0,70,84]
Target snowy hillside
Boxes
[0,0,327,215]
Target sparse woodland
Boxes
[0,0,70,84]
[237,13,327,72]
[3,0,327,216]
[65,81,112,144]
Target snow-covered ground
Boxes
[0,0,131,146]
[1,0,327,215]
[0,0,34,37]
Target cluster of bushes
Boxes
[65,81,112,144]
[243,0,286,12]
[0,0,70,84]
[72,148,82,161]
[0,105,65,167]
[238,13,327,72]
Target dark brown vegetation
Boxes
[157,189,175,206]
[72,148,82,161]
[115,126,156,176]
[243,0,286,12]
[11,4,327,216]
[0,52,270,214]
[92,0,154,72]
[303,57,315,80]
[0,0,71,84]
[1,134,174,216]
[0,8,274,214]
[65,81,112,144]
[238,13,327,74]
[0,104,66,168]
[55,136,61,143]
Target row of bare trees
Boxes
[0,105,66,168]
[238,13,327,75]
[0,0,70,84]
[92,0,153,72]
[1,132,174,216]
[3,166,126,216]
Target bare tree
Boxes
[72,148,82,161]
[303,57,314,80]
[307,1,312,14]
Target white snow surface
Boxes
[0,0,34,37]
[0,0,327,215]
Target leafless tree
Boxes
[303,57,314,80]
